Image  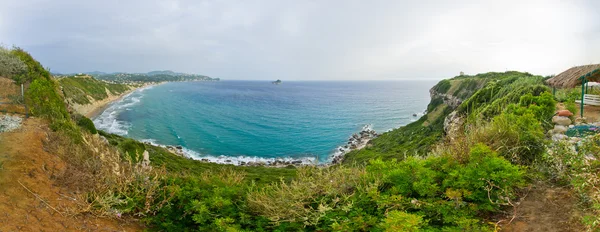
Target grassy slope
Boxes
[99,131,297,185]
[59,76,131,105]
[343,71,538,164]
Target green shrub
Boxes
[10,47,51,83]
[74,114,98,134]
[378,211,424,232]
[433,79,451,94]
[0,46,27,80]
[427,96,444,112]
[470,112,545,165]
[147,169,263,231]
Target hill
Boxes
[93,71,218,83]
[58,75,138,117]
[53,70,219,83]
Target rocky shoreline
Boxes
[141,124,379,167]
[330,125,378,164]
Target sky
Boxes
[0,0,598,80]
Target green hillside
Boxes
[343,72,528,163]
[58,75,132,104]
[93,71,218,83]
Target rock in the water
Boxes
[553,125,568,134]
[552,116,571,126]
[557,110,573,117]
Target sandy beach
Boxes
[75,82,163,119]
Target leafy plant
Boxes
[0,46,27,81]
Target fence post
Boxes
[22,84,28,118]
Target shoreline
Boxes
[85,82,163,119]
[138,124,378,168]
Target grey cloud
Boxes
[0,0,597,80]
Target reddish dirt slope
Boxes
[0,117,143,231]
[500,183,584,232]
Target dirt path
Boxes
[500,183,583,232]
[0,117,143,231]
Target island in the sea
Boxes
[272,79,282,85]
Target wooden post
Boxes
[581,76,585,118]
[22,84,28,118]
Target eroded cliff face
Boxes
[427,78,488,138]
[429,89,465,138]
[67,87,134,118]
[429,88,464,109]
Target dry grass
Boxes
[0,77,19,98]
[546,64,600,88]
[44,131,168,218]
[247,165,370,226]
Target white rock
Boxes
[141,150,151,169]
[553,125,568,134]
[0,115,23,132]
[552,116,571,126]
[552,134,568,141]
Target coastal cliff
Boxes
[68,85,134,117]
[342,74,491,163]
[58,75,139,117]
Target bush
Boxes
[148,169,261,231]
[73,114,97,134]
[10,47,51,83]
[433,79,451,94]
[378,211,424,232]
[45,132,167,218]
[0,46,27,80]
[247,166,368,226]
[469,112,545,165]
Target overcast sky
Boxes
[0,0,598,80]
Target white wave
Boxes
[327,124,378,162]
[93,86,154,135]
[139,139,318,166]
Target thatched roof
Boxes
[546,64,600,88]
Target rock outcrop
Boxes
[443,111,464,139]
[429,88,463,109]
[0,114,22,132]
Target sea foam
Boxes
[93,85,153,135]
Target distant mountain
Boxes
[52,70,218,83]
[90,71,218,83]
[146,70,183,76]
[86,71,108,76]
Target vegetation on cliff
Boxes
[58,75,132,105]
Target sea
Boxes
[93,80,437,165]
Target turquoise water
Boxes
[93,80,436,164]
